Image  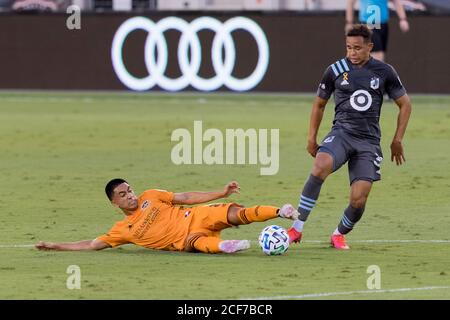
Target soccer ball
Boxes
[258,225,289,255]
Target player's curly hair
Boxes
[105,178,128,201]
[347,24,373,43]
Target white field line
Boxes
[301,239,450,244]
[1,239,450,249]
[241,286,450,300]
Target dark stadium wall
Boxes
[0,13,448,93]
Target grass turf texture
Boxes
[0,92,449,299]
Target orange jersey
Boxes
[97,189,195,251]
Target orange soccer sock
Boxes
[236,206,279,225]
[190,236,222,254]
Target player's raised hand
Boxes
[307,139,319,157]
[399,19,409,33]
[35,241,56,251]
[390,140,405,165]
[223,181,240,197]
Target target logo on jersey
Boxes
[350,90,372,111]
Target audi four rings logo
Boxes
[111,16,270,92]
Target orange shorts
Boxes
[188,202,242,237]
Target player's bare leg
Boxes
[331,180,373,249]
[311,152,334,180]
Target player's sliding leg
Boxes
[188,235,250,254]
[330,180,372,250]
[186,204,297,254]
[227,204,298,226]
[288,152,333,243]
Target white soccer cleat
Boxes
[219,240,251,253]
[278,204,299,220]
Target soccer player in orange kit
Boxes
[36,178,298,254]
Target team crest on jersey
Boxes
[341,72,349,85]
[141,200,150,210]
[370,77,380,89]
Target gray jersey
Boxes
[317,57,406,141]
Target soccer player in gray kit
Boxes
[288,24,412,249]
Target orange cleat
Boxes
[287,227,302,244]
[330,234,350,250]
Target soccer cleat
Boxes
[330,234,350,250]
[219,240,251,253]
[278,204,299,220]
[287,227,302,244]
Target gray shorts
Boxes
[317,128,383,185]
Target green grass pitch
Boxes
[0,91,449,299]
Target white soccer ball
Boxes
[258,225,289,255]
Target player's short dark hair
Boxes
[346,24,373,43]
[105,178,128,201]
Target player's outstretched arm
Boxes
[35,239,111,251]
[391,94,412,166]
[172,181,240,205]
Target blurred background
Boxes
[0,0,449,93]
[1,0,444,13]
